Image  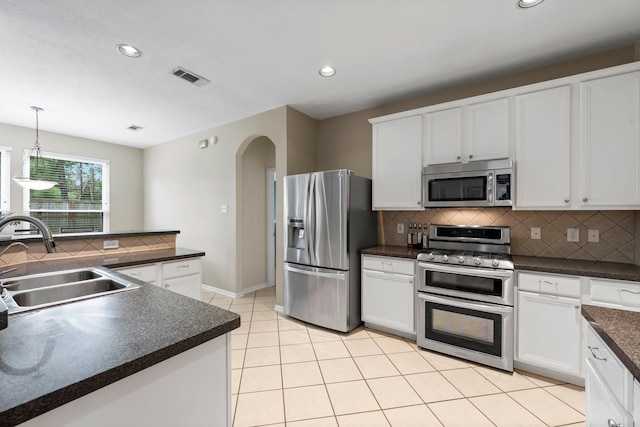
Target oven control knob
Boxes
[442,255,449,262]
[473,257,481,266]
[491,259,500,267]
[427,253,435,260]
[457,256,465,264]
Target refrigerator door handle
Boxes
[284,264,346,280]
[307,174,317,265]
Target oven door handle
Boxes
[417,292,513,315]
[418,262,512,280]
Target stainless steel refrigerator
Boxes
[284,169,378,332]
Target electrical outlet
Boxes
[397,223,405,234]
[588,229,600,243]
[221,204,228,213]
[103,239,119,249]
[530,227,541,240]
[567,228,580,243]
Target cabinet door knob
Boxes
[608,419,621,427]
[564,199,570,203]
[164,283,170,288]
[417,201,421,205]
[582,198,588,203]
[469,154,473,159]
[456,156,461,160]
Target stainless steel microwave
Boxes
[422,159,513,208]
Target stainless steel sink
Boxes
[1,268,140,314]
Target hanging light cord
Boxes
[31,106,43,179]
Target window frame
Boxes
[0,145,11,215]
[21,150,110,232]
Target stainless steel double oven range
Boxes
[416,225,514,372]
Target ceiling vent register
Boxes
[171,67,211,87]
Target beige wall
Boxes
[316,44,637,178]
[144,107,288,296]
[240,136,275,291]
[0,122,144,231]
[286,106,317,174]
[144,106,317,305]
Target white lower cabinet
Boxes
[586,324,634,427]
[361,255,415,336]
[516,272,583,381]
[116,257,202,299]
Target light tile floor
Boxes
[201,287,586,427]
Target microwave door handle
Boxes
[487,173,494,204]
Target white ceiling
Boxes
[1,0,639,149]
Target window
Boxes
[0,146,11,215]
[23,151,109,233]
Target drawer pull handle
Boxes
[129,272,140,276]
[177,264,190,269]
[619,289,640,295]
[608,419,621,427]
[539,280,557,286]
[588,345,607,361]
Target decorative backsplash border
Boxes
[380,209,639,265]
[0,234,176,268]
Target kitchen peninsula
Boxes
[0,230,240,426]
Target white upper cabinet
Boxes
[424,98,510,166]
[424,108,463,165]
[466,98,511,162]
[580,72,640,208]
[514,86,571,209]
[371,115,423,210]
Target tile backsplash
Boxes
[0,233,176,267]
[380,209,640,265]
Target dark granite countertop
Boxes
[582,304,640,381]
[0,249,239,426]
[513,255,640,282]
[361,245,640,282]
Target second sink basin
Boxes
[1,268,141,314]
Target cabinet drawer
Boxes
[590,278,640,310]
[162,259,201,280]
[518,272,580,297]
[117,264,157,283]
[362,256,414,275]
[586,325,631,406]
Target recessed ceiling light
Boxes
[117,44,142,58]
[319,66,336,77]
[517,0,544,8]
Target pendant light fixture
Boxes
[13,106,57,190]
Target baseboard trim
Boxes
[201,283,274,299]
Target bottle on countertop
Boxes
[407,224,412,247]
[422,223,429,248]
[417,224,423,248]
[411,223,418,246]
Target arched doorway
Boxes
[236,135,276,293]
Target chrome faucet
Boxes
[0,216,56,253]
